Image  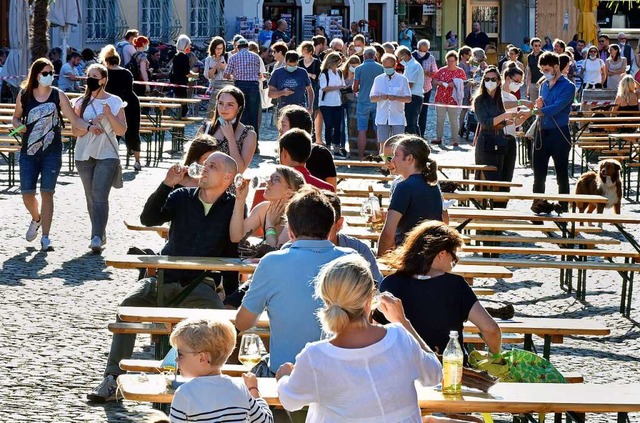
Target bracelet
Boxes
[264,226,275,231]
[86,123,92,131]
[517,100,522,106]
[248,386,259,393]
[265,229,277,237]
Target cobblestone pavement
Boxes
[0,108,638,422]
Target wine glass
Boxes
[188,162,204,178]
[234,173,246,189]
[238,333,264,369]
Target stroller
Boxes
[462,110,479,141]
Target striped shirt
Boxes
[224,49,262,82]
[169,374,273,423]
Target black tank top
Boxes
[20,88,63,156]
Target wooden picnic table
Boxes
[117,306,608,360]
[335,173,523,188]
[140,102,183,166]
[105,254,512,283]
[333,160,497,179]
[117,375,639,420]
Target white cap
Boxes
[449,330,458,337]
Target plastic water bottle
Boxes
[442,330,464,395]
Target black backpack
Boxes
[126,52,142,80]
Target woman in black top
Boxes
[100,44,143,171]
[171,34,194,118]
[472,66,520,190]
[378,220,501,359]
[298,41,322,143]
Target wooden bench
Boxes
[465,234,621,246]
[335,173,523,189]
[0,144,21,186]
[459,256,638,316]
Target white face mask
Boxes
[38,74,54,87]
[354,46,363,53]
[484,80,497,91]
[510,81,523,92]
[349,66,356,73]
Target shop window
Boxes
[467,1,499,39]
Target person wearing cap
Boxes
[618,32,635,73]
[224,37,263,147]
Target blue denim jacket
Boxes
[539,75,575,129]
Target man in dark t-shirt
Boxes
[526,37,544,102]
[464,22,489,49]
[268,51,313,111]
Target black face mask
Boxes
[87,77,101,92]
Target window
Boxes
[189,0,225,41]
[140,0,181,42]
[86,0,117,42]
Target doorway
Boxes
[0,0,9,47]
[368,3,383,43]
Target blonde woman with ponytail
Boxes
[378,135,445,256]
[276,255,442,422]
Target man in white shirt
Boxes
[58,52,82,92]
[370,53,411,153]
[396,46,424,135]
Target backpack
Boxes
[321,69,343,101]
[126,51,143,80]
[115,41,129,64]
[411,30,418,50]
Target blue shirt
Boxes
[337,233,384,282]
[389,174,443,245]
[241,240,353,372]
[269,67,311,108]
[539,75,575,129]
[354,59,384,104]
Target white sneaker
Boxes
[41,235,53,251]
[89,236,105,253]
[86,375,122,403]
[26,219,41,242]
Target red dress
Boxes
[434,66,467,105]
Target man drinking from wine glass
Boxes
[87,152,240,403]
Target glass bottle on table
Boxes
[442,330,464,395]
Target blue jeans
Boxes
[75,158,119,239]
[320,105,343,147]
[19,148,62,194]
[234,80,261,141]
[404,95,423,135]
[418,90,432,137]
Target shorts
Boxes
[356,102,377,131]
[19,149,62,194]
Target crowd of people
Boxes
[6,19,640,422]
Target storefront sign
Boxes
[423,4,436,15]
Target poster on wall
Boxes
[436,7,442,36]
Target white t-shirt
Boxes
[74,95,124,161]
[582,57,604,85]
[319,69,346,107]
[501,90,518,136]
[277,323,443,423]
[370,72,412,126]
[169,374,273,423]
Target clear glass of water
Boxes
[188,163,204,178]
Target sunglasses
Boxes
[449,250,459,266]
[484,77,498,82]
[381,155,393,163]
[40,71,54,77]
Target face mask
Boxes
[354,46,363,53]
[286,65,297,73]
[38,74,54,87]
[349,66,356,73]
[400,59,409,66]
[510,82,523,91]
[543,72,555,81]
[484,80,497,91]
[417,51,426,57]
[589,54,597,59]
[383,67,395,76]
[144,45,149,52]
[87,77,102,92]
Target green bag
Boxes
[469,349,566,383]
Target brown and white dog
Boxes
[575,159,622,214]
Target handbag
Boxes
[480,131,511,154]
[89,101,124,189]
